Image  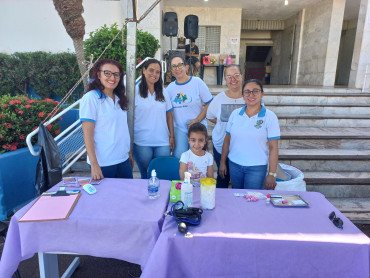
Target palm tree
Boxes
[52,0,88,91]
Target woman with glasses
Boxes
[133,59,175,179]
[219,79,280,189]
[166,56,213,159]
[206,65,245,188]
[80,58,133,180]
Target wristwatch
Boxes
[268,172,277,177]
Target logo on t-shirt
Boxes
[254,119,264,129]
[173,92,192,105]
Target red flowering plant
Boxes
[0,95,62,154]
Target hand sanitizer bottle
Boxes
[148,169,160,199]
[181,172,193,208]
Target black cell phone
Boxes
[91,179,103,185]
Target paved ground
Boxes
[1,224,369,278]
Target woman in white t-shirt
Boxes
[219,79,280,190]
[207,65,244,188]
[166,56,213,159]
[133,59,175,179]
[80,58,133,180]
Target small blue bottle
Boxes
[148,169,160,199]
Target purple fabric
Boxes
[0,178,171,278]
[142,189,370,278]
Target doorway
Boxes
[245,46,272,82]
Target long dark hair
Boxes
[188,122,208,151]
[88,58,128,110]
[139,59,164,101]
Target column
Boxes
[348,0,370,89]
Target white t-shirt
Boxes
[80,90,130,166]
[180,149,213,186]
[226,105,280,166]
[166,76,213,133]
[206,91,244,154]
[134,83,173,146]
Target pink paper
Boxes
[19,194,80,222]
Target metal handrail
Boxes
[26,99,81,156]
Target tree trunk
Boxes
[73,38,89,92]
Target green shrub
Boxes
[0,52,84,100]
[84,23,160,69]
[0,95,61,154]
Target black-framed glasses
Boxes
[242,88,262,96]
[329,211,343,229]
[100,70,121,79]
[171,63,184,70]
[225,73,242,80]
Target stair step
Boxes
[278,114,370,119]
[267,106,370,115]
[307,184,370,198]
[280,127,370,139]
[304,172,370,185]
[279,118,370,127]
[327,197,370,223]
[265,103,370,107]
[279,149,370,160]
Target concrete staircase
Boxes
[209,86,370,222]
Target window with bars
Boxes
[197,26,221,53]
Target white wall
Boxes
[163,6,242,85]
[0,0,121,54]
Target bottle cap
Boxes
[151,169,157,177]
[184,172,191,182]
[200,178,216,186]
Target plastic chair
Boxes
[147,157,180,180]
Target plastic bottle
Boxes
[148,169,160,199]
[226,55,232,65]
[181,172,193,208]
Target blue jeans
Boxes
[172,127,189,159]
[213,146,230,188]
[229,160,267,189]
[100,158,133,179]
[133,144,171,179]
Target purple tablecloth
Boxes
[141,189,370,278]
[0,178,171,278]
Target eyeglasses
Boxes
[225,73,242,80]
[242,88,262,96]
[171,63,184,70]
[100,70,121,79]
[329,211,343,229]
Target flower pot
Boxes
[0,147,39,220]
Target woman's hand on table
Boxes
[219,161,227,179]
[264,175,277,190]
[91,163,104,180]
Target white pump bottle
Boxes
[181,172,193,208]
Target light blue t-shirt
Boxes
[79,90,130,166]
[134,83,173,146]
[166,76,213,133]
[226,105,280,166]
